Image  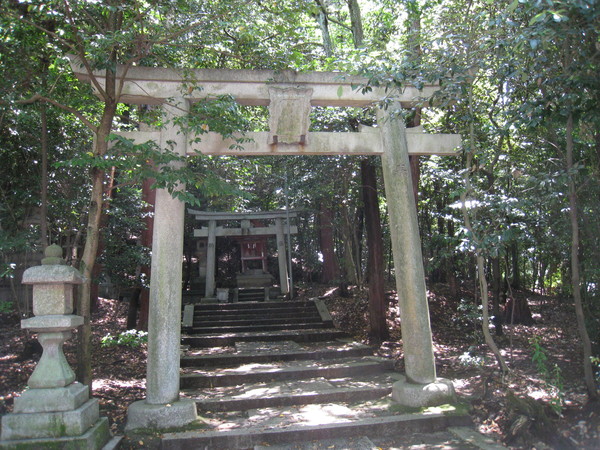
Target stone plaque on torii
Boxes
[188,209,299,298]
[70,59,461,431]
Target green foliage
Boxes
[101,329,148,348]
[0,301,14,314]
[178,95,254,143]
[530,336,565,415]
[99,186,149,290]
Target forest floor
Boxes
[0,283,599,449]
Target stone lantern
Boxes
[0,245,110,449]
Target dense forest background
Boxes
[1,0,599,425]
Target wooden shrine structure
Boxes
[188,209,298,298]
[68,58,461,430]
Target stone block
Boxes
[0,417,110,450]
[392,376,456,408]
[182,304,194,328]
[21,314,83,332]
[126,398,198,431]
[1,398,100,440]
[22,264,84,285]
[13,383,89,414]
[32,284,74,315]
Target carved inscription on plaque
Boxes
[268,86,313,145]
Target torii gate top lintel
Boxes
[69,56,436,108]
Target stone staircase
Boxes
[236,287,272,302]
[166,300,502,449]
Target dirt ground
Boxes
[1,282,599,448]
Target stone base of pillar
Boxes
[0,417,110,450]
[126,398,198,431]
[392,375,456,408]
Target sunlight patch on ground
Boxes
[292,404,357,426]
[239,386,284,398]
[93,378,146,390]
[323,287,338,297]
[228,363,280,373]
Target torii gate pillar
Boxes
[126,98,198,430]
[379,104,455,406]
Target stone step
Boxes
[180,356,394,389]
[251,428,501,450]
[238,289,265,294]
[181,340,374,368]
[254,436,379,450]
[195,300,316,311]
[182,329,347,347]
[182,373,397,412]
[237,295,266,302]
[192,316,323,328]
[160,412,472,449]
[193,307,320,318]
[190,321,330,334]
[193,312,322,323]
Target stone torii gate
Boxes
[70,61,461,430]
[189,209,299,298]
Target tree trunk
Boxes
[318,202,338,283]
[76,166,105,385]
[76,98,117,386]
[491,256,504,335]
[510,242,520,290]
[566,112,598,400]
[40,103,49,248]
[447,220,458,297]
[476,253,509,373]
[126,287,142,330]
[346,0,364,48]
[340,203,358,285]
[409,155,420,210]
[90,166,116,312]
[354,205,364,284]
[138,177,155,330]
[361,159,388,344]
[314,0,334,57]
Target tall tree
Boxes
[361,158,388,343]
[508,0,600,400]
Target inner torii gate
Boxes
[189,209,299,298]
[70,61,461,430]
